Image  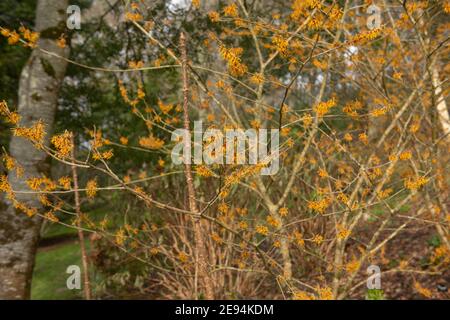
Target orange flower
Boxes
[139,135,164,149]
[223,3,238,17]
[86,179,98,198]
[57,34,67,48]
[51,131,73,158]
[256,225,269,236]
[278,207,288,217]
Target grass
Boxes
[31,209,106,299]
[31,240,90,300]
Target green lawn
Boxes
[31,209,105,299]
[31,240,89,300]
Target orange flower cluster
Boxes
[26,176,57,191]
[51,130,73,158]
[12,120,46,146]
[404,176,428,191]
[1,26,39,47]
[86,179,98,198]
[195,165,214,177]
[256,225,269,236]
[271,35,289,57]
[314,98,337,117]
[308,198,330,214]
[219,45,247,77]
[139,135,165,149]
[0,100,21,125]
[350,28,383,45]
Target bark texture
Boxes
[0,0,69,299]
[180,33,215,300]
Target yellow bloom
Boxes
[293,291,315,300]
[294,231,305,247]
[239,220,248,230]
[219,45,247,77]
[58,176,71,190]
[211,232,223,244]
[128,60,144,69]
[350,28,382,44]
[278,207,288,217]
[272,35,288,56]
[337,225,350,240]
[302,113,313,127]
[256,225,269,236]
[120,136,129,145]
[343,133,353,141]
[27,177,43,191]
[208,11,220,22]
[13,120,46,146]
[358,132,368,145]
[0,175,12,194]
[318,168,328,178]
[86,179,98,198]
[139,135,164,149]
[20,27,39,47]
[317,286,333,300]
[444,2,450,14]
[308,198,330,214]
[371,107,387,117]
[178,251,189,263]
[250,73,264,85]
[345,258,360,274]
[414,282,432,298]
[45,210,59,223]
[404,176,428,190]
[218,202,229,214]
[51,131,73,158]
[311,234,324,245]
[57,34,66,48]
[125,12,143,22]
[3,154,15,171]
[115,229,126,246]
[314,98,336,117]
[1,28,10,37]
[158,100,173,114]
[0,100,21,124]
[266,215,281,228]
[377,188,393,199]
[312,59,328,70]
[196,165,214,177]
[399,151,412,161]
[101,149,114,160]
[223,3,238,17]
[7,30,20,45]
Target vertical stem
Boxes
[70,135,92,300]
[180,32,214,300]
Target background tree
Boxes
[0,0,69,299]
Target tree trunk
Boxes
[180,33,215,300]
[0,0,69,299]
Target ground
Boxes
[31,214,449,300]
[31,219,88,300]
